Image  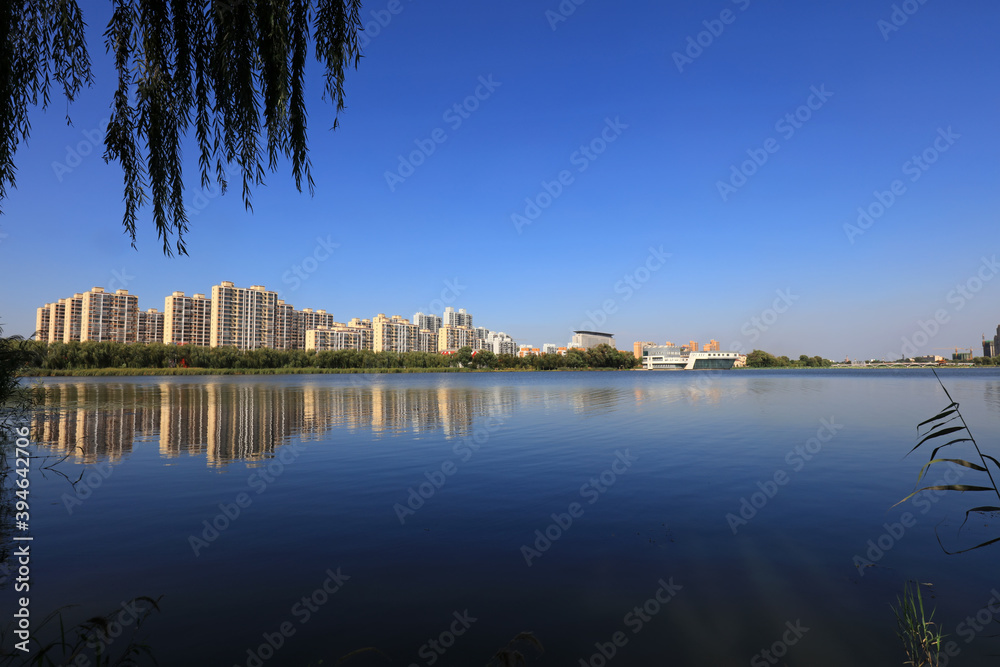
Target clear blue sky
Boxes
[1,0,998,361]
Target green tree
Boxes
[746,349,778,368]
[5,0,363,255]
[455,346,474,368]
[473,349,497,370]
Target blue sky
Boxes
[1,0,998,361]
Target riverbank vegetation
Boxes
[18,341,639,375]
[744,350,833,368]
[0,327,32,439]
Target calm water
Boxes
[7,369,1000,665]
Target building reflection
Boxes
[31,381,519,467]
[30,378,751,466]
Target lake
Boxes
[7,369,1000,665]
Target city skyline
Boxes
[33,281,524,355]
[1,1,998,361]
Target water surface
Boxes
[8,369,1000,665]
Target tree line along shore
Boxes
[16,340,641,374]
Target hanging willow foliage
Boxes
[2,1,92,213]
[5,0,363,256]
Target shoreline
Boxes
[18,367,629,377]
[18,366,983,378]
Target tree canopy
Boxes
[4,0,363,255]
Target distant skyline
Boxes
[2,1,999,361]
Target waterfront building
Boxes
[438,325,475,353]
[485,332,517,356]
[413,312,442,334]
[209,282,278,350]
[346,318,374,351]
[417,329,438,353]
[633,341,655,359]
[443,307,473,329]
[704,339,721,352]
[80,287,139,343]
[47,300,67,343]
[306,325,364,352]
[274,300,296,350]
[34,282,519,356]
[570,331,615,350]
[138,309,164,343]
[62,293,85,343]
[641,346,740,370]
[290,308,336,350]
[35,305,51,341]
[164,292,212,346]
[373,314,420,353]
[984,336,996,358]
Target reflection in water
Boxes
[30,376,754,467]
[33,381,521,466]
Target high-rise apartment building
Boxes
[35,305,51,341]
[138,309,164,343]
[46,300,67,343]
[305,325,364,352]
[485,331,516,356]
[373,314,420,353]
[296,309,336,349]
[80,287,140,343]
[417,329,438,353]
[274,300,297,350]
[443,307,473,329]
[210,282,278,350]
[164,292,212,346]
[413,312,442,333]
[438,325,476,352]
[703,339,720,352]
[62,293,85,343]
[343,318,373,351]
[688,340,699,352]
